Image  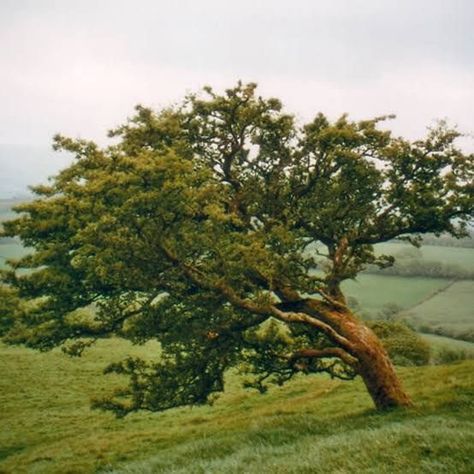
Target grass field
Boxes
[400,280,474,334]
[421,333,474,353]
[0,339,473,473]
[342,274,450,317]
[1,205,473,472]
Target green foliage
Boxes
[1,82,473,415]
[0,285,21,336]
[377,302,404,320]
[421,333,474,352]
[369,320,431,366]
[368,255,474,279]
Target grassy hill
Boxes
[400,281,474,336]
[342,274,450,317]
[0,339,473,473]
[1,202,473,472]
[421,334,474,351]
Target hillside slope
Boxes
[0,340,473,473]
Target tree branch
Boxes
[269,307,355,352]
[288,347,358,367]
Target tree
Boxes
[1,83,473,415]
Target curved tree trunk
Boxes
[353,329,413,409]
[341,316,413,409]
[302,301,413,410]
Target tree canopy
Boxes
[2,82,473,415]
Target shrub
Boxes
[369,320,431,366]
[433,348,470,365]
[377,303,403,320]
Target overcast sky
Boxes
[1,0,473,194]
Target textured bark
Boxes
[338,313,413,409]
[300,301,413,410]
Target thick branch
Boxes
[160,242,356,357]
[160,242,270,315]
[270,307,355,353]
[289,348,358,367]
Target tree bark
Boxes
[302,301,413,410]
[354,328,413,410]
[340,315,413,409]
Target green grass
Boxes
[0,339,473,473]
[400,280,474,334]
[0,206,472,471]
[342,274,450,316]
[421,333,474,353]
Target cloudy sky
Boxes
[1,0,473,195]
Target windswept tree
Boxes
[2,83,473,415]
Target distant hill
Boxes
[0,144,72,198]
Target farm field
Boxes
[0,339,473,474]
[399,280,474,335]
[421,333,474,353]
[342,274,451,317]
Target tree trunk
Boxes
[344,318,413,410]
[303,301,413,410]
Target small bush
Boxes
[369,320,431,366]
[377,302,403,320]
[433,348,470,365]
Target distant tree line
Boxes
[421,232,474,248]
[412,322,474,344]
[366,258,474,279]
[365,245,474,279]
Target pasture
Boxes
[1,202,473,472]
[342,275,450,317]
[421,333,474,354]
[400,280,474,336]
[0,339,473,473]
